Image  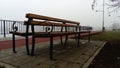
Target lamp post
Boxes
[96,0,105,32]
[102,0,105,32]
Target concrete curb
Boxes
[82,41,106,68]
[0,61,18,68]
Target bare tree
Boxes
[107,0,120,14]
[92,0,120,7]
[92,0,120,12]
[92,0,98,10]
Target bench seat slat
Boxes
[10,31,89,37]
[24,21,80,27]
[32,31,89,37]
[34,32,77,37]
[9,31,32,36]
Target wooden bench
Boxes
[25,13,92,60]
[10,13,92,60]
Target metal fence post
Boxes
[3,20,6,38]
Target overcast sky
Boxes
[0,0,120,30]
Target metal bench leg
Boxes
[31,25,35,56]
[26,35,30,55]
[75,34,77,41]
[64,35,68,46]
[88,31,90,42]
[77,33,80,47]
[31,33,35,56]
[26,24,30,55]
[31,35,35,56]
[50,36,53,60]
[60,36,63,46]
[12,34,16,53]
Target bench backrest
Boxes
[26,13,80,25]
[25,13,80,32]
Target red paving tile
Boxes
[0,37,60,50]
[0,31,102,50]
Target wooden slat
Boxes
[24,21,80,27]
[26,13,80,25]
[34,31,79,37]
[9,31,32,36]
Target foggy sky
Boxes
[0,0,119,30]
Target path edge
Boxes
[82,41,106,68]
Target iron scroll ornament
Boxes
[45,26,53,32]
[45,21,54,32]
[12,21,18,32]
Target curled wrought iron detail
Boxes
[12,21,18,32]
[45,22,54,32]
[45,27,51,32]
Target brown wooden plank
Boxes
[9,31,32,36]
[24,21,80,27]
[26,13,80,25]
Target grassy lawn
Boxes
[87,31,120,68]
[83,31,120,41]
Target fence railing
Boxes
[0,20,24,38]
[80,26,92,31]
[0,19,92,38]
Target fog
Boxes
[0,0,120,30]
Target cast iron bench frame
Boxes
[10,13,91,60]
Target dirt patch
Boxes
[88,40,120,68]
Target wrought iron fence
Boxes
[80,26,92,31]
[0,19,92,38]
[0,20,24,38]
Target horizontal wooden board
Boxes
[26,13,80,25]
[24,21,80,27]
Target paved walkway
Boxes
[0,40,105,68]
[0,36,66,50]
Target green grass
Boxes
[83,31,120,41]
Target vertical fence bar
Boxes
[3,20,6,38]
[1,21,3,34]
[0,20,2,34]
[18,22,21,31]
